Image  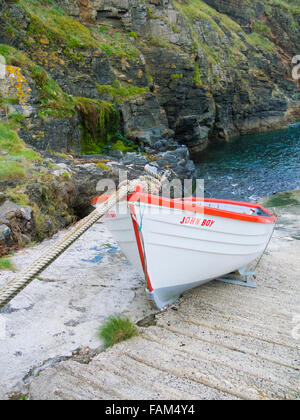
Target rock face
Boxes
[19,116,82,154]
[203,0,300,56]
[121,92,168,135]
[94,0,148,33]
[0,0,299,255]
[0,0,299,157]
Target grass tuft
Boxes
[98,315,138,348]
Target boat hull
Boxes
[104,198,275,309]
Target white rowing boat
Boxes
[92,189,276,309]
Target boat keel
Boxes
[145,289,180,311]
[216,269,257,288]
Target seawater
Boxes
[195,122,300,201]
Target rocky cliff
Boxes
[0,0,299,251]
[1,0,299,155]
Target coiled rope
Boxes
[0,169,163,310]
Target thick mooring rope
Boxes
[0,172,162,310]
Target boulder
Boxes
[0,200,32,225]
[0,224,12,244]
[131,126,177,152]
[175,116,210,154]
[156,145,195,180]
[0,200,32,246]
[122,153,148,167]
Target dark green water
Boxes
[195,122,300,201]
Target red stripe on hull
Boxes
[129,203,154,293]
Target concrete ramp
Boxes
[27,233,300,400]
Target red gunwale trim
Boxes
[91,191,276,224]
[127,192,277,224]
[182,196,265,208]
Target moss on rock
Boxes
[97,83,149,104]
[74,98,120,154]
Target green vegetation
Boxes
[5,188,30,207]
[49,151,71,160]
[245,32,276,53]
[260,190,300,208]
[193,63,202,87]
[0,258,15,271]
[97,82,149,104]
[96,162,111,171]
[0,161,26,181]
[102,242,112,247]
[129,31,138,40]
[0,97,19,108]
[0,42,135,156]
[0,44,29,70]
[0,0,296,256]
[146,37,181,51]
[170,74,183,81]
[112,139,138,153]
[75,98,120,154]
[0,120,75,242]
[252,22,272,38]
[98,315,138,348]
[0,123,41,162]
[0,122,41,181]
[95,30,139,60]
[174,0,224,35]
[174,0,243,35]
[267,0,300,15]
[0,44,75,119]
[145,66,153,84]
[20,0,98,49]
[0,42,141,128]
[9,114,25,124]
[30,65,75,119]
[181,20,220,66]
[173,0,279,66]
[31,178,74,241]
[6,0,139,62]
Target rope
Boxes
[253,221,276,274]
[0,170,162,311]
